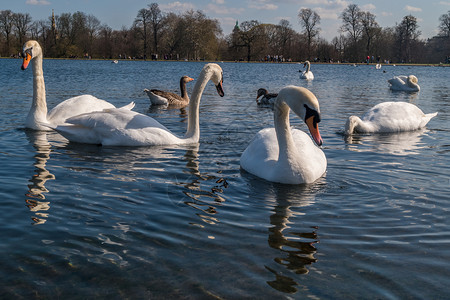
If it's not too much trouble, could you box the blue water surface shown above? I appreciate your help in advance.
[0,58,449,298]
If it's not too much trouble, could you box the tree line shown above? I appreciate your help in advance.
[1,3,449,63]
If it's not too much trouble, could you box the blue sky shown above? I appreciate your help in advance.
[2,0,449,41]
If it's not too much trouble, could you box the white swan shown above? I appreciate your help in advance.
[388,75,420,92]
[49,63,224,146]
[21,40,134,130]
[300,61,314,80]
[345,102,437,135]
[240,86,326,184]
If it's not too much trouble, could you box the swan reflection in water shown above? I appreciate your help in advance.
[166,144,229,227]
[245,175,324,294]
[25,130,57,225]
[344,128,428,155]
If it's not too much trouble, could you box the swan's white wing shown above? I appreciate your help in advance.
[54,109,180,146]
[47,94,116,126]
[240,128,326,184]
[388,75,419,91]
[388,76,406,87]
[240,128,278,178]
[300,71,314,80]
[361,102,436,132]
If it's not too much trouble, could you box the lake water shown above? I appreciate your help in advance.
[0,58,449,298]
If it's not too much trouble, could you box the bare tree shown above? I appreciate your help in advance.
[0,10,15,56]
[341,4,362,44]
[298,8,320,60]
[85,14,101,55]
[340,4,362,60]
[233,20,262,62]
[395,15,421,62]
[13,12,32,47]
[181,10,221,60]
[360,11,380,56]
[148,3,164,56]
[276,19,295,59]
[133,8,151,59]
[160,12,185,59]
[439,10,450,37]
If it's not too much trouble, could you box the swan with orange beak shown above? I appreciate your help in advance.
[20,40,134,130]
[240,86,326,184]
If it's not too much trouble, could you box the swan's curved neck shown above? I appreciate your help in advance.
[346,116,372,134]
[407,79,418,89]
[184,70,211,142]
[26,55,48,129]
[274,101,296,163]
[305,62,310,72]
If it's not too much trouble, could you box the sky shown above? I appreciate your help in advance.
[2,0,449,41]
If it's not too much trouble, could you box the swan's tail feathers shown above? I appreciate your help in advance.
[103,102,135,113]
[119,102,135,111]
[425,112,438,121]
[428,112,438,118]
[422,112,438,127]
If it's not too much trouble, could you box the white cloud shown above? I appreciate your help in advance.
[439,1,450,5]
[304,0,349,20]
[218,17,239,26]
[26,0,50,5]
[248,0,278,10]
[213,0,225,4]
[160,2,195,13]
[314,7,340,20]
[206,4,244,15]
[405,5,422,12]
[361,4,376,11]
[380,11,393,17]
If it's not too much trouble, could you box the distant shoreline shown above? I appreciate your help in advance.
[2,57,449,67]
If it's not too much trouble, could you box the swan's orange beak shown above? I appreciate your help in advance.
[306,115,323,146]
[187,77,194,82]
[21,52,32,70]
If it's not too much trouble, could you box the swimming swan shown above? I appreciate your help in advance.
[345,102,437,135]
[240,86,326,184]
[388,75,420,92]
[144,75,194,107]
[49,63,224,146]
[300,61,314,80]
[256,88,277,105]
[21,40,134,130]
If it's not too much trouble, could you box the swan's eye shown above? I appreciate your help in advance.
[23,47,33,58]
[304,104,321,128]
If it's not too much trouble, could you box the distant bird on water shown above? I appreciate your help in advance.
[300,60,314,80]
[256,88,277,105]
[144,75,194,107]
[388,75,420,92]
